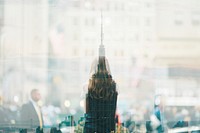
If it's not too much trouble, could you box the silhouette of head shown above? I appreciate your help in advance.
[31,89,41,102]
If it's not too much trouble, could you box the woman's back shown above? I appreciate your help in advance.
[84,92,117,133]
[84,56,118,133]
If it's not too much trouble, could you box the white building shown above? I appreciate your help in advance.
[0,0,200,108]
[154,0,200,106]
[0,0,49,103]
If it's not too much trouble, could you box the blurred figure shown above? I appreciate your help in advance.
[175,108,190,122]
[115,111,121,126]
[124,113,135,132]
[191,106,200,125]
[150,95,165,133]
[20,89,43,130]
[0,95,9,125]
[83,56,118,133]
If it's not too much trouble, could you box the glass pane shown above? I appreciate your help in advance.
[0,0,200,132]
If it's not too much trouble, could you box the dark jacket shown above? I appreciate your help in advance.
[0,106,9,124]
[20,101,43,128]
[154,107,164,132]
[84,93,118,133]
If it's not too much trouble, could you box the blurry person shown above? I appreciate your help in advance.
[115,110,121,126]
[83,55,118,133]
[0,95,9,124]
[124,113,135,132]
[20,89,43,130]
[150,95,165,133]
[190,106,200,125]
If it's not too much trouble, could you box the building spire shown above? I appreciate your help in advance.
[101,10,103,46]
[99,10,105,57]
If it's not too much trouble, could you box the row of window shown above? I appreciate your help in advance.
[69,48,125,57]
[70,35,152,42]
[174,19,200,26]
[67,16,154,27]
[64,12,199,27]
[70,16,200,27]
[65,0,155,11]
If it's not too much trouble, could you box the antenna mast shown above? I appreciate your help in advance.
[99,10,105,57]
[101,10,103,46]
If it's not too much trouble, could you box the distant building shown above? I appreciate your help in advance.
[0,0,49,102]
[0,0,200,107]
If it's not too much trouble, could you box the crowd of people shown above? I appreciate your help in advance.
[0,90,200,132]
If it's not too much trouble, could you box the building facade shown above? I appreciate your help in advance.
[0,0,200,109]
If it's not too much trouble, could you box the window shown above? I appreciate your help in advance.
[145,17,151,26]
[191,13,200,26]
[84,17,95,26]
[1,1,200,129]
[192,20,200,26]
[174,11,184,25]
[106,2,110,11]
[0,3,3,27]
[146,2,151,8]
[73,48,79,56]
[73,17,79,26]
